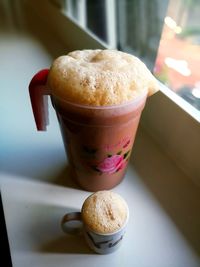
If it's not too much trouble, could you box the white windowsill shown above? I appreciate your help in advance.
[159,83,200,124]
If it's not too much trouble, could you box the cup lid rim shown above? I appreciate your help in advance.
[51,90,148,110]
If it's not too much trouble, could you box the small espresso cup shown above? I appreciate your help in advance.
[61,191,129,254]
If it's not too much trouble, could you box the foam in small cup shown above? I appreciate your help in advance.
[81,191,128,234]
[47,49,159,106]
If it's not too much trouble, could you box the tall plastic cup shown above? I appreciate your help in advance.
[29,69,147,191]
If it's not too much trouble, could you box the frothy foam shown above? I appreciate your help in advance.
[81,191,128,234]
[47,49,159,106]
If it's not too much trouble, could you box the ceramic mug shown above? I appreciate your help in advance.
[61,192,129,254]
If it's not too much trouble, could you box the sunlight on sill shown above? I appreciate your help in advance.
[159,82,200,123]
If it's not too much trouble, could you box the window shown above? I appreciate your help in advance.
[155,0,200,111]
[63,0,200,115]
[64,0,168,69]
[65,0,116,47]
[116,0,168,70]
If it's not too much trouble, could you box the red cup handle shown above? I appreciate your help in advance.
[29,69,50,131]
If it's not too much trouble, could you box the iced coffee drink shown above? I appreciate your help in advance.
[29,49,159,191]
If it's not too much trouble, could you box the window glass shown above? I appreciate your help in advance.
[65,0,168,69]
[86,0,108,43]
[65,0,200,112]
[116,0,168,70]
[154,0,200,111]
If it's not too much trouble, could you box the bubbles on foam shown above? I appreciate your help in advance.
[47,49,159,106]
[81,191,128,234]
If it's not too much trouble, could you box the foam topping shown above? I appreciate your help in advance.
[81,191,128,234]
[47,49,159,106]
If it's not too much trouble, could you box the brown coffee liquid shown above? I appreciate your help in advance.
[52,95,146,191]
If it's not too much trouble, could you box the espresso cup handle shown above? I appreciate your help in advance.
[29,69,50,131]
[61,212,83,234]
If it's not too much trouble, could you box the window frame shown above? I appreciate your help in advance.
[24,0,200,186]
[65,0,117,48]
[66,0,86,28]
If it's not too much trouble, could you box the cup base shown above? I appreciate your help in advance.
[73,168,127,192]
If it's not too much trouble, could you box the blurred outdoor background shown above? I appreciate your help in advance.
[154,0,200,111]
